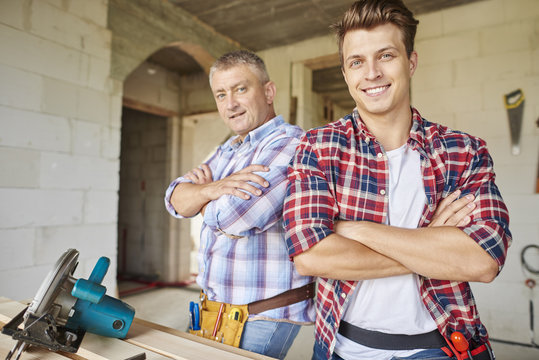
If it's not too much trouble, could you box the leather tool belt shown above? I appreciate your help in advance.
[190,282,315,347]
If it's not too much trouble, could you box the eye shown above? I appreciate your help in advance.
[237,86,246,93]
[381,53,394,60]
[215,93,225,100]
[349,59,362,68]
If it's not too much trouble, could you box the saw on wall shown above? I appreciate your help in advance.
[503,88,525,156]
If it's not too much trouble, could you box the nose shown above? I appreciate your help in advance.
[365,61,382,81]
[226,94,238,110]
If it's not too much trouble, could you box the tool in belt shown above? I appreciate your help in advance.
[188,282,315,347]
[338,321,495,360]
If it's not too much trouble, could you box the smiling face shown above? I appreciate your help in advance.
[342,23,417,124]
[210,64,276,140]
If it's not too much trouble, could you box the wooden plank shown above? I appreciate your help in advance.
[126,320,255,360]
[122,97,178,118]
[128,318,274,360]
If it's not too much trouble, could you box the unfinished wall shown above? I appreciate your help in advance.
[118,108,168,278]
[412,0,539,346]
[260,0,539,348]
[0,0,119,298]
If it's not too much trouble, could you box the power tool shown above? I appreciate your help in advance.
[1,248,135,360]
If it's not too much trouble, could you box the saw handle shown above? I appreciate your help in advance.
[71,257,109,303]
[88,257,110,284]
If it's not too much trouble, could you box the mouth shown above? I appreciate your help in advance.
[228,111,246,120]
[363,85,390,96]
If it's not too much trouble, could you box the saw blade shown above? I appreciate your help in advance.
[27,248,79,318]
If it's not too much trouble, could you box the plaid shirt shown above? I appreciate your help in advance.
[165,116,314,323]
[284,108,511,356]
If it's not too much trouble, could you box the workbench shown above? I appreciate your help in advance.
[0,298,274,360]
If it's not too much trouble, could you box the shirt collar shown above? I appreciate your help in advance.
[221,115,284,151]
[408,107,426,149]
[351,107,426,149]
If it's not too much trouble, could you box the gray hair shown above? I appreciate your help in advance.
[209,50,270,87]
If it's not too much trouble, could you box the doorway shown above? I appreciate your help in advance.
[117,107,169,281]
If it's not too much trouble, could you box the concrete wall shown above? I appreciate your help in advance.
[260,0,539,346]
[412,0,539,345]
[0,0,120,299]
[118,108,168,278]
[123,62,182,114]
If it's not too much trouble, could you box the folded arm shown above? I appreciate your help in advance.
[204,137,300,236]
[169,163,269,218]
[293,190,482,281]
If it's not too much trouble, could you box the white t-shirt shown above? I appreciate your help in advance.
[334,144,438,360]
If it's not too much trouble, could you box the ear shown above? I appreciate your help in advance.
[264,81,277,104]
[409,51,418,76]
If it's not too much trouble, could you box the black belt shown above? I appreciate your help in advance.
[338,320,448,350]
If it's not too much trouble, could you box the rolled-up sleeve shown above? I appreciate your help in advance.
[164,151,220,219]
[283,133,339,259]
[458,139,512,272]
[164,178,191,218]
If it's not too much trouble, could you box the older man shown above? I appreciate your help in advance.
[165,50,314,359]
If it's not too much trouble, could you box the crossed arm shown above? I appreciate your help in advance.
[169,163,269,218]
[293,190,499,283]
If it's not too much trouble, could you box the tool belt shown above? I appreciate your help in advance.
[338,321,495,360]
[190,282,315,347]
[338,321,447,350]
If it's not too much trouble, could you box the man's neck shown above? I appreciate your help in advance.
[359,107,412,151]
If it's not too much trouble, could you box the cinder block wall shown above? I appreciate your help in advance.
[0,0,121,298]
[412,0,539,344]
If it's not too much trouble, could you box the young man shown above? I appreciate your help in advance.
[165,50,314,359]
[283,1,511,359]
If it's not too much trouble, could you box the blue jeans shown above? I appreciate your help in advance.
[239,320,301,360]
[313,340,453,360]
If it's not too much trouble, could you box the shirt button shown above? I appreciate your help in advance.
[340,292,346,299]
[380,189,386,196]
[377,152,383,158]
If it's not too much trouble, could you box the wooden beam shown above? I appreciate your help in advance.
[129,318,273,360]
[303,53,341,71]
[122,97,178,118]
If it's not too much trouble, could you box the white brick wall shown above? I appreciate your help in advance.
[0,0,117,300]
[412,0,539,345]
[0,107,71,152]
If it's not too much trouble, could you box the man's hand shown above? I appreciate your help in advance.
[195,164,270,201]
[428,190,475,227]
[184,163,213,185]
[170,164,270,217]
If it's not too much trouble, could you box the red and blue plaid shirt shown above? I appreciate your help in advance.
[283,108,511,357]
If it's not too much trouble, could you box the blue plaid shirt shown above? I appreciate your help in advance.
[165,116,314,323]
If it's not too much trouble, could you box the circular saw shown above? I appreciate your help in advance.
[1,248,135,360]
